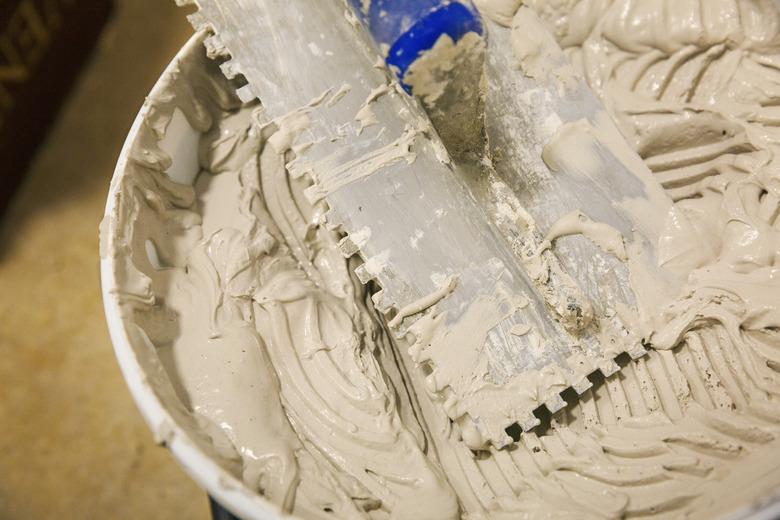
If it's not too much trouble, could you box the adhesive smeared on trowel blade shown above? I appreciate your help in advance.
[176,0,663,449]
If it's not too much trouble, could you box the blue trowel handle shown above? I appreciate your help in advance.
[350,0,483,89]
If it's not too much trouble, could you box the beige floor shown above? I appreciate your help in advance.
[0,2,211,518]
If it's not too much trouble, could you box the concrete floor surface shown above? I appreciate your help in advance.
[0,1,210,518]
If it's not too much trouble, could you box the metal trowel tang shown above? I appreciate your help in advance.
[177,0,647,448]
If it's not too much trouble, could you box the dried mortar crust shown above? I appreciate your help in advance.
[106,1,780,518]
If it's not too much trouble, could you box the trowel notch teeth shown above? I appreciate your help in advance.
[354,264,375,285]
[219,59,243,80]
[205,34,229,59]
[598,359,621,378]
[337,235,360,258]
[520,416,541,433]
[235,84,258,103]
[319,209,404,320]
[544,394,567,414]
[370,290,385,310]
[573,377,593,395]
[325,221,343,232]
[186,11,211,32]
[371,290,396,314]
[628,344,648,360]
[320,209,342,232]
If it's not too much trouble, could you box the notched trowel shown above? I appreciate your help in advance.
[177,0,675,449]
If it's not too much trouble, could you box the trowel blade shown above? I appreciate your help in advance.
[176,0,650,447]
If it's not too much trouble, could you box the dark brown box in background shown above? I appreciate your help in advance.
[1,0,112,214]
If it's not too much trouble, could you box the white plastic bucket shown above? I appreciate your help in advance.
[100,30,780,520]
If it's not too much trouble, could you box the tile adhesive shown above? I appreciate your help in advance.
[105,0,780,518]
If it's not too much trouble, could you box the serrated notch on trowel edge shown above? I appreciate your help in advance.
[174,0,653,449]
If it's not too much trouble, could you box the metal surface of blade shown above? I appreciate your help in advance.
[176,0,656,446]
[481,12,674,322]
